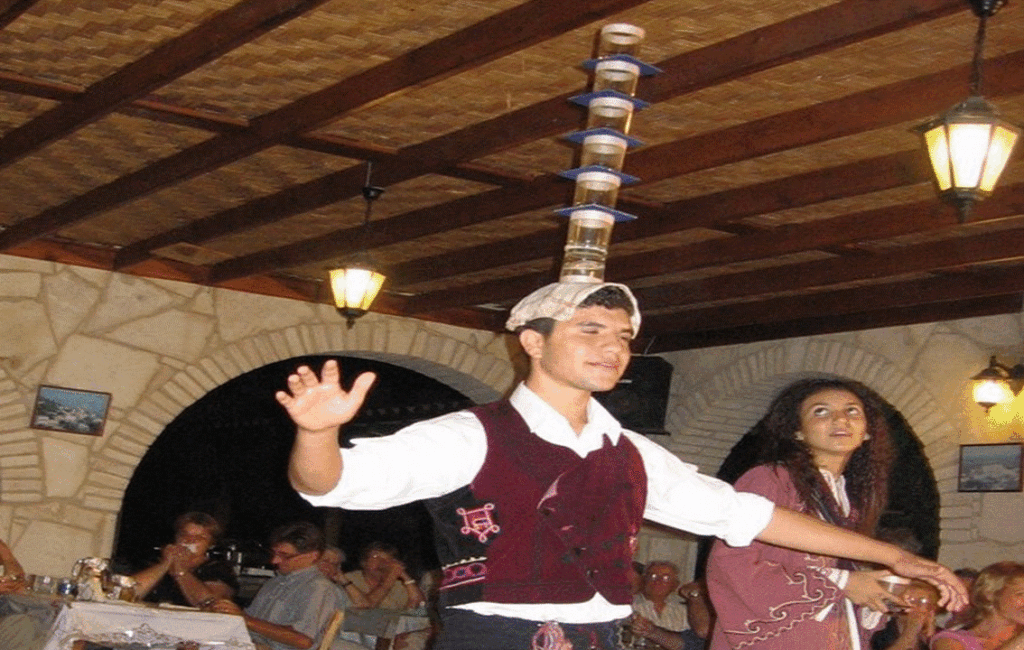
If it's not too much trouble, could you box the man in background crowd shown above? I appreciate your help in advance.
[212,521,360,650]
[629,561,705,650]
[132,511,237,607]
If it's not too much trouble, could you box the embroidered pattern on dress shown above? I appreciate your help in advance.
[724,556,841,649]
[457,503,500,542]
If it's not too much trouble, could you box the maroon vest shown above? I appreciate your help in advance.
[425,400,647,608]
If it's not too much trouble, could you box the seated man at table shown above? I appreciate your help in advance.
[212,521,362,650]
[132,511,238,607]
[628,561,704,650]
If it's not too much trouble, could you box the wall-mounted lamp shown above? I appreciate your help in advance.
[916,0,1020,223]
[328,163,386,327]
[972,355,1024,412]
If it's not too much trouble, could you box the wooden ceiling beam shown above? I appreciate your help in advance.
[626,49,1024,185]
[0,0,331,170]
[205,176,571,283]
[107,0,965,274]
[0,0,40,30]
[390,149,930,286]
[640,0,962,103]
[233,43,1024,290]
[641,266,1024,334]
[641,294,1023,352]
[633,215,1024,311]
[408,272,553,316]
[408,0,965,165]
[606,185,974,286]
[0,69,532,185]
[0,0,645,252]
[403,178,1024,312]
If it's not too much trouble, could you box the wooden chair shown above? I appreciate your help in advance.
[317,609,345,650]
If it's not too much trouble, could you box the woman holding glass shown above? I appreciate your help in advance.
[707,377,903,650]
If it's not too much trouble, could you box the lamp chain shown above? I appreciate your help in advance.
[969,12,987,96]
[359,161,385,253]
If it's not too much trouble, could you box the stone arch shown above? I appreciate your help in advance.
[0,366,33,534]
[664,339,973,563]
[342,351,502,405]
[83,318,516,554]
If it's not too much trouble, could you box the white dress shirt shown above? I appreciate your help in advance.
[302,384,774,623]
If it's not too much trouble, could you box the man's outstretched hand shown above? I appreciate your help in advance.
[890,552,969,612]
[276,359,376,435]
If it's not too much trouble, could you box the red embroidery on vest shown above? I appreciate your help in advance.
[457,503,500,542]
[440,561,488,589]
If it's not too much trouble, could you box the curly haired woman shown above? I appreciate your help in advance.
[707,377,903,650]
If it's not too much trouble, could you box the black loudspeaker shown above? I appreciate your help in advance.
[595,355,673,434]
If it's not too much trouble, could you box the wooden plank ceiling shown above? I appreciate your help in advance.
[1,0,1023,352]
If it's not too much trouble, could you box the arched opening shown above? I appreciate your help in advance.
[115,354,475,586]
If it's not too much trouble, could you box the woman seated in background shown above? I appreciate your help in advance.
[0,538,25,593]
[342,542,424,610]
[931,562,1024,650]
[707,377,903,650]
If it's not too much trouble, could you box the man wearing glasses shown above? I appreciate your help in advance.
[627,561,703,650]
[211,521,357,650]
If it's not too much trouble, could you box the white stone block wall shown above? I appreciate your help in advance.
[0,254,512,576]
[642,319,1024,577]
[2,253,1022,581]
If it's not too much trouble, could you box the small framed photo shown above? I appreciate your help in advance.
[958,443,1024,492]
[30,385,111,436]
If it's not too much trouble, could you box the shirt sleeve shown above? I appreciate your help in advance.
[300,410,488,510]
[624,432,774,547]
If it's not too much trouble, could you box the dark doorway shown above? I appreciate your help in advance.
[115,355,475,579]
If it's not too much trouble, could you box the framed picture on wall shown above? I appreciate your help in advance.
[29,385,111,436]
[958,443,1024,492]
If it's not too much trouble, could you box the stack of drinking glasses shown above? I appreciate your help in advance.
[557,23,660,282]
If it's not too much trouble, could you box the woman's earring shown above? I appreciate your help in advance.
[863,433,871,440]
[795,431,804,441]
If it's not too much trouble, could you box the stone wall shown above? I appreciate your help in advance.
[2,253,1022,580]
[654,318,1024,576]
[0,254,515,576]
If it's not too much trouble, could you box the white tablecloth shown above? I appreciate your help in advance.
[41,599,255,650]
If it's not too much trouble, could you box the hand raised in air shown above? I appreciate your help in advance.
[275,360,376,435]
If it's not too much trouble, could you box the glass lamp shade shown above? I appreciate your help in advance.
[973,375,1013,410]
[917,96,1021,216]
[971,359,1015,411]
[329,265,386,322]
